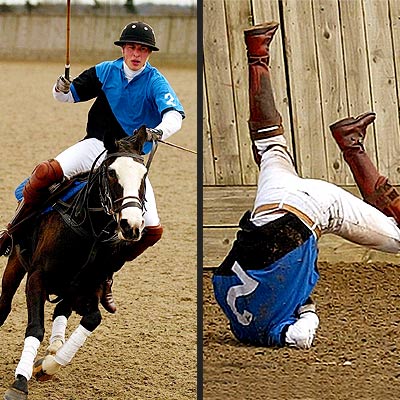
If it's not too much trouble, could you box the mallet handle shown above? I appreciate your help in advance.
[65,0,71,81]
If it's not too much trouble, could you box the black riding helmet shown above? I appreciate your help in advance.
[114,21,159,51]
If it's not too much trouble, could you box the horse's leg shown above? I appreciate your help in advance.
[33,301,101,381]
[4,270,46,400]
[46,300,72,355]
[0,252,26,326]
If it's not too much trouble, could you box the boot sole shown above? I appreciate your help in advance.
[244,21,279,36]
[329,111,376,131]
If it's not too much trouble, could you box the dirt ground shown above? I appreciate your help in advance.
[203,252,400,400]
[0,61,197,400]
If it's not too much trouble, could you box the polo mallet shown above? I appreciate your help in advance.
[158,139,197,154]
[65,0,71,81]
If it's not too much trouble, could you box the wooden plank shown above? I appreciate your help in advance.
[168,17,190,54]
[389,0,400,182]
[203,69,216,185]
[225,0,259,185]
[0,16,18,53]
[338,0,378,183]
[363,0,400,181]
[312,0,347,184]
[282,0,327,180]
[203,227,238,268]
[251,0,294,155]
[203,185,257,226]
[203,0,243,184]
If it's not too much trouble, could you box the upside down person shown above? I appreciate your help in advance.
[0,21,185,313]
[212,21,400,349]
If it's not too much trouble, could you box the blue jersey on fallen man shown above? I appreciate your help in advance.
[212,211,319,347]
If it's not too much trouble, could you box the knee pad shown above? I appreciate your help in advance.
[144,224,163,246]
[122,224,163,262]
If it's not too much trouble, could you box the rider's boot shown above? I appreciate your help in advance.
[100,279,117,314]
[244,21,283,166]
[100,225,163,314]
[330,112,400,223]
[0,159,64,256]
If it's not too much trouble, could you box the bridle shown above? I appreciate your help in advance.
[99,152,146,219]
[98,139,158,222]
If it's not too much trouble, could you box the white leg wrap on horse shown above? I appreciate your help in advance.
[50,315,68,344]
[15,336,40,380]
[54,324,91,366]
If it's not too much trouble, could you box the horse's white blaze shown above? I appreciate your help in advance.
[110,157,146,238]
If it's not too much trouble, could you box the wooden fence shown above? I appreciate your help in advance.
[203,0,400,267]
[0,14,196,66]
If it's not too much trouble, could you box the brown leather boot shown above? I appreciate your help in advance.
[330,112,400,223]
[244,21,283,144]
[0,159,64,256]
[100,225,163,314]
[100,279,117,314]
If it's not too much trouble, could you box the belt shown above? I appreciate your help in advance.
[253,203,321,238]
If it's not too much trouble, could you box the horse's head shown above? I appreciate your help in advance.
[100,126,152,241]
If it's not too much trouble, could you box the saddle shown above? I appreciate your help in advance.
[14,177,87,215]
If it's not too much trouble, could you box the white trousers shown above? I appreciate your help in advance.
[251,136,400,253]
[55,138,160,227]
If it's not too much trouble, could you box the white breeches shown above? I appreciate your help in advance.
[55,138,160,227]
[251,136,400,253]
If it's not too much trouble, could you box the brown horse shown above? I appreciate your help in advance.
[0,126,155,400]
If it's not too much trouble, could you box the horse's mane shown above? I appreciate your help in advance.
[115,135,142,155]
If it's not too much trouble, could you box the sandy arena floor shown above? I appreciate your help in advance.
[0,61,197,400]
[203,255,400,400]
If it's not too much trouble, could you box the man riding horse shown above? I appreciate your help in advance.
[0,21,185,313]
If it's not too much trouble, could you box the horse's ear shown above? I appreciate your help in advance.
[134,125,149,151]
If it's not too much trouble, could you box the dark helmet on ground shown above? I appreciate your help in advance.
[114,21,159,51]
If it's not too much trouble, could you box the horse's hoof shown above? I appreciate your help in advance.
[4,375,28,400]
[46,339,63,355]
[32,358,54,382]
[4,387,27,400]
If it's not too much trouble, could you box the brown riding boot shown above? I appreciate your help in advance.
[244,22,283,166]
[0,159,64,256]
[100,225,163,314]
[330,112,400,223]
[100,279,117,314]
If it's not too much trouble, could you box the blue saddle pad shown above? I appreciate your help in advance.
[15,179,87,214]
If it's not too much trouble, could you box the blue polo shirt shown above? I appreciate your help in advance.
[212,211,319,347]
[70,58,185,154]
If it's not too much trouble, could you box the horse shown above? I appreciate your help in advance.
[0,126,155,400]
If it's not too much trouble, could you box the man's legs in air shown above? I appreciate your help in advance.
[244,22,318,349]
[330,113,400,223]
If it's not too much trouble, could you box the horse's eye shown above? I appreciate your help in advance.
[108,169,117,179]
